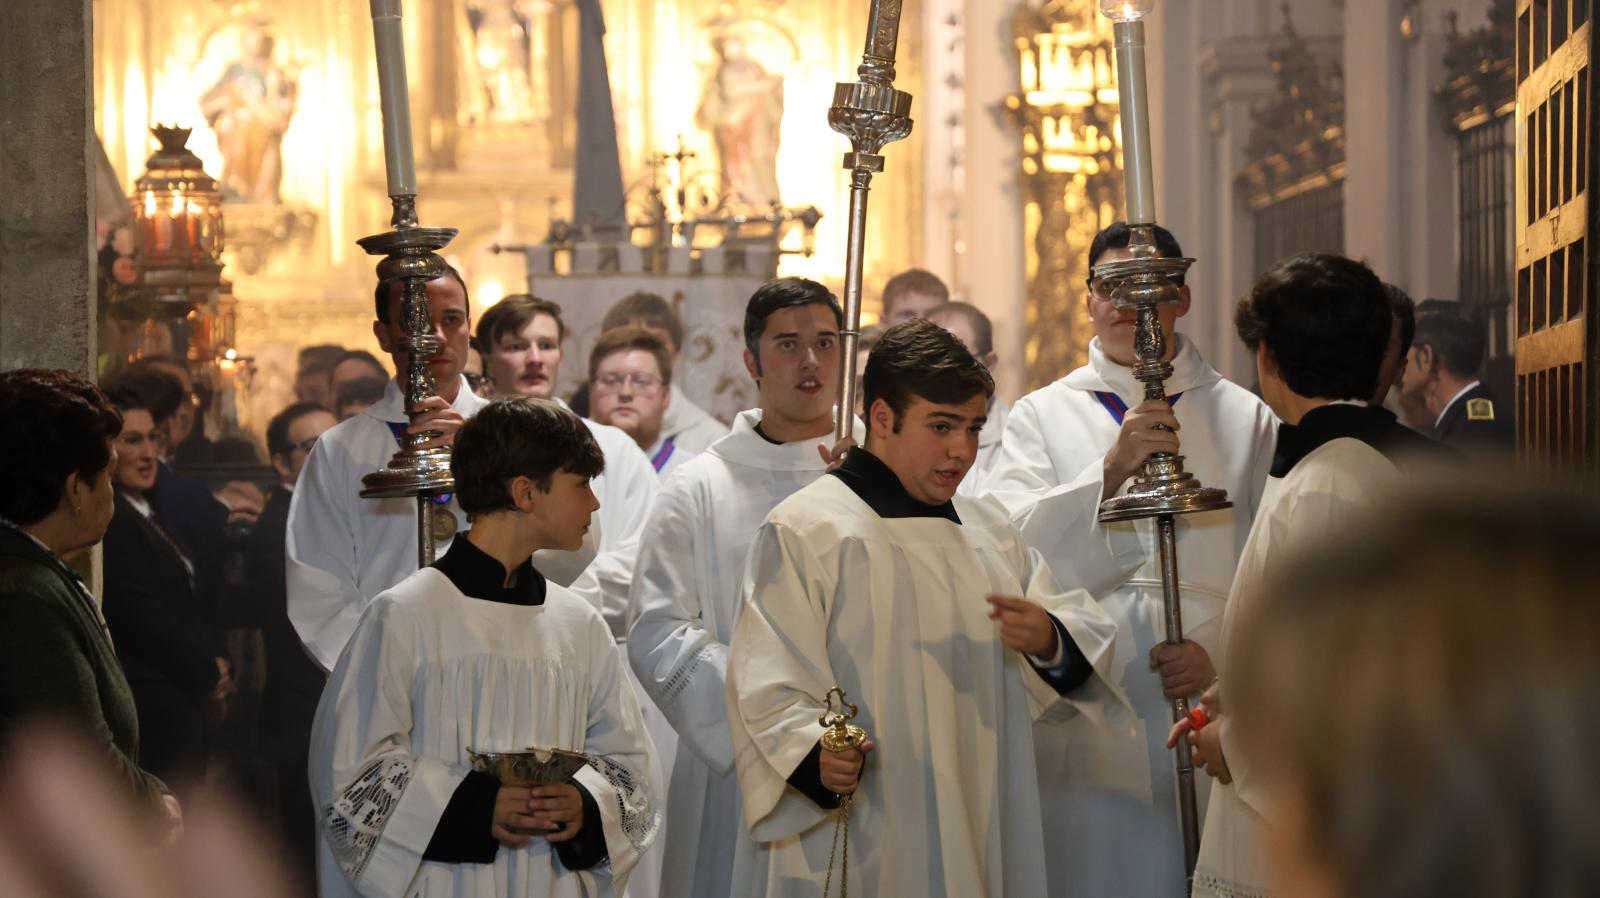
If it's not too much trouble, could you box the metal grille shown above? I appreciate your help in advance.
[1514,0,1596,470]
[1252,182,1345,274]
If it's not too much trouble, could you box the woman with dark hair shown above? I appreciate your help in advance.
[0,369,179,826]
[99,384,230,788]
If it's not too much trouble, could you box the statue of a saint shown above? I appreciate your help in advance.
[199,27,297,204]
[458,0,549,126]
[696,32,784,208]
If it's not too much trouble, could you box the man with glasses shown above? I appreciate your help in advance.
[588,327,691,477]
[984,223,1279,898]
[249,400,338,887]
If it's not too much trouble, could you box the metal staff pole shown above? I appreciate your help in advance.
[1092,3,1230,891]
[827,0,913,441]
[358,0,460,567]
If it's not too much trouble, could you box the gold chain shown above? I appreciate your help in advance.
[823,794,851,898]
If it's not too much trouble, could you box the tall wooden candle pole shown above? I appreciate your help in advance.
[358,0,459,566]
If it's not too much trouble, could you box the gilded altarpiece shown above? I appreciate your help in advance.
[1008,0,1124,391]
[93,0,921,435]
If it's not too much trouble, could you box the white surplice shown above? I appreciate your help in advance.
[308,569,661,898]
[286,379,659,670]
[983,336,1278,897]
[1193,435,1396,898]
[957,396,1011,498]
[628,410,842,898]
[660,385,729,455]
[725,472,1129,898]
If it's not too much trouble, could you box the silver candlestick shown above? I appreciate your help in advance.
[358,0,459,567]
[1092,2,1229,891]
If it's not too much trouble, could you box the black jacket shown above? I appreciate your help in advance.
[246,485,326,758]
[1436,382,1514,453]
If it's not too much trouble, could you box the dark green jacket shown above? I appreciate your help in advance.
[0,522,168,807]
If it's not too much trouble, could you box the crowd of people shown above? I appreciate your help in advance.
[0,222,1589,898]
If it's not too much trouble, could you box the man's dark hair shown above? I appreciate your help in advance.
[333,349,388,380]
[881,269,950,315]
[863,318,995,431]
[601,291,684,356]
[1234,253,1392,402]
[452,398,605,517]
[335,378,388,416]
[0,369,123,526]
[742,277,844,367]
[1411,306,1486,379]
[372,264,472,325]
[297,344,345,376]
[1088,222,1187,287]
[266,401,331,457]
[475,294,566,350]
[102,369,184,426]
[1384,282,1417,356]
[926,301,995,356]
[588,326,673,387]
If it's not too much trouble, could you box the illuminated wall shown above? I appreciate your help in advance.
[93,0,924,429]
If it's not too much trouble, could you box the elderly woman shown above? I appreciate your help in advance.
[0,369,177,825]
[99,383,230,788]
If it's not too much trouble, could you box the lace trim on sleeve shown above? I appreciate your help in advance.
[585,753,661,854]
[660,643,717,704]
[1193,871,1271,898]
[322,757,414,883]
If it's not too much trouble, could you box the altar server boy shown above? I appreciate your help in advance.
[309,398,660,898]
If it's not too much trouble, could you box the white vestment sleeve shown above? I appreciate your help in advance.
[573,437,660,637]
[1219,484,1360,820]
[287,437,366,672]
[572,615,663,890]
[627,481,735,775]
[310,597,464,898]
[1015,544,1132,727]
[985,397,1146,597]
[726,522,833,843]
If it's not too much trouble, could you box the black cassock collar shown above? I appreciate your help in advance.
[431,533,547,606]
[1270,402,1439,478]
[830,447,962,525]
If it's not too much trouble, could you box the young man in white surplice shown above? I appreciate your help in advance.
[627,278,855,898]
[725,319,1128,898]
[309,398,660,898]
[983,223,1278,898]
[1170,254,1405,898]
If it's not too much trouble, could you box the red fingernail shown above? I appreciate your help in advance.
[1188,707,1209,729]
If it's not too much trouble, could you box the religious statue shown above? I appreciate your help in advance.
[199,26,297,204]
[696,31,784,208]
[458,0,550,126]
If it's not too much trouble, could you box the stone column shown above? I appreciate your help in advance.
[963,0,1027,401]
[0,0,96,375]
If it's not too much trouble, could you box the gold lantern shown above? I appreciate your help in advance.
[130,125,225,309]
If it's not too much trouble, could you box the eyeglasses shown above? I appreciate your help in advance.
[593,373,664,392]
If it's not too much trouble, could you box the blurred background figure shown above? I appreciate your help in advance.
[588,326,688,476]
[293,344,344,409]
[598,291,728,450]
[246,400,337,891]
[327,349,388,399]
[0,370,178,824]
[99,384,232,791]
[332,375,386,421]
[1231,483,1600,898]
[1398,306,1513,454]
[879,268,949,324]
